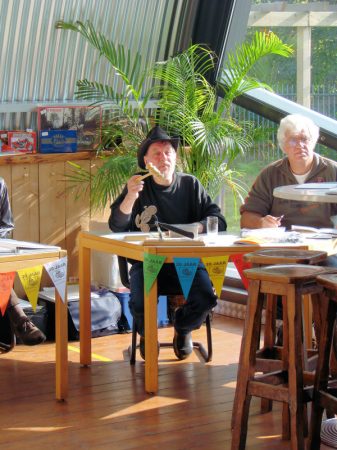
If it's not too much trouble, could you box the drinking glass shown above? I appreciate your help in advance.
[207,216,218,242]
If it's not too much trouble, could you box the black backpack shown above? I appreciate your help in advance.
[0,312,15,353]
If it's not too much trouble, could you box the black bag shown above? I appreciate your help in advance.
[0,312,15,353]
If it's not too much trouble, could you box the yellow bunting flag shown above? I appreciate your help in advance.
[202,256,229,298]
[0,272,16,316]
[17,265,43,312]
[143,253,166,294]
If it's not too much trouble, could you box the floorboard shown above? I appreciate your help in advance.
[0,315,334,449]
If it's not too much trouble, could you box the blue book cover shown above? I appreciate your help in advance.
[39,130,77,153]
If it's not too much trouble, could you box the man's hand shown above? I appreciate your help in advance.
[126,175,144,199]
[119,176,144,214]
[241,211,283,229]
[260,215,283,228]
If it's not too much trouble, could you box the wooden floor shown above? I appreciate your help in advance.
[0,314,334,450]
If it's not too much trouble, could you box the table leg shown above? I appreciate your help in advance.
[55,288,68,401]
[144,280,158,394]
[79,244,92,366]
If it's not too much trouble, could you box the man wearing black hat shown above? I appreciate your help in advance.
[109,126,226,360]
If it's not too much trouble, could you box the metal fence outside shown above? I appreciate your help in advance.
[233,83,337,162]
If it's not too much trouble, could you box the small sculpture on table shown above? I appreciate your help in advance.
[135,206,194,240]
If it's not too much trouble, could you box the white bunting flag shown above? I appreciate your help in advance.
[44,257,68,303]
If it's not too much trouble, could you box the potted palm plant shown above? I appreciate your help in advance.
[55,20,293,209]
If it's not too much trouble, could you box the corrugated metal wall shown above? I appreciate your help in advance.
[0,0,186,129]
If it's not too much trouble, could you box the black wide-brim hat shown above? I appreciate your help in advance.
[137,126,180,169]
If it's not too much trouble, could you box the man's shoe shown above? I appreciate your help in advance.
[12,317,46,346]
[139,336,160,360]
[173,331,193,360]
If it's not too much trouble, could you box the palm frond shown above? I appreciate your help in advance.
[56,21,146,93]
[218,31,293,113]
[90,154,138,210]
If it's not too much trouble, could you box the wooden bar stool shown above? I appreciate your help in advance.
[308,273,337,449]
[243,249,327,416]
[244,249,327,350]
[231,264,328,450]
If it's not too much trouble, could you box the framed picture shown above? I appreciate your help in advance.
[37,106,101,151]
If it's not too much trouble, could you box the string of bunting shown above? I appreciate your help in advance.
[0,256,67,316]
[143,253,230,300]
[0,253,249,315]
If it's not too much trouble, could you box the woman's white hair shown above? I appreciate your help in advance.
[277,114,319,152]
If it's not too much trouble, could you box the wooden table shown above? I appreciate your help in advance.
[0,249,68,401]
[78,231,312,394]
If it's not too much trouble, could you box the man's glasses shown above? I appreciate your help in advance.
[286,136,311,147]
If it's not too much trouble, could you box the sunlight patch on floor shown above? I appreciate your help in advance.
[222,380,236,388]
[68,344,112,362]
[6,427,72,432]
[102,396,187,420]
[258,434,282,440]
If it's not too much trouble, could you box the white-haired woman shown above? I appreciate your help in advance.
[240,114,337,230]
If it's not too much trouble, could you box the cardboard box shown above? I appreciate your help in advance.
[39,130,77,153]
[7,131,37,153]
[0,130,36,153]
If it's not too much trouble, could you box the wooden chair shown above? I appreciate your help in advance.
[117,256,213,364]
[308,273,337,449]
[231,264,328,450]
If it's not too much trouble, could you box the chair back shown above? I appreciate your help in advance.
[117,256,131,289]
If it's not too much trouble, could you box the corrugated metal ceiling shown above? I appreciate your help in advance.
[0,0,185,129]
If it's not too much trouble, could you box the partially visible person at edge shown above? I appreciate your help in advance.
[109,125,226,360]
[241,113,337,234]
[0,178,46,353]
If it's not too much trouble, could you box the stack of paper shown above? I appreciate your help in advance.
[291,225,337,238]
[0,239,61,253]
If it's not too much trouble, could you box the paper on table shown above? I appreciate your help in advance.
[325,188,337,195]
[0,239,61,252]
[0,246,15,254]
[291,225,337,236]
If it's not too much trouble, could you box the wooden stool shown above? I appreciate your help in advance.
[244,249,327,350]
[231,264,328,450]
[243,249,328,416]
[308,273,337,449]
